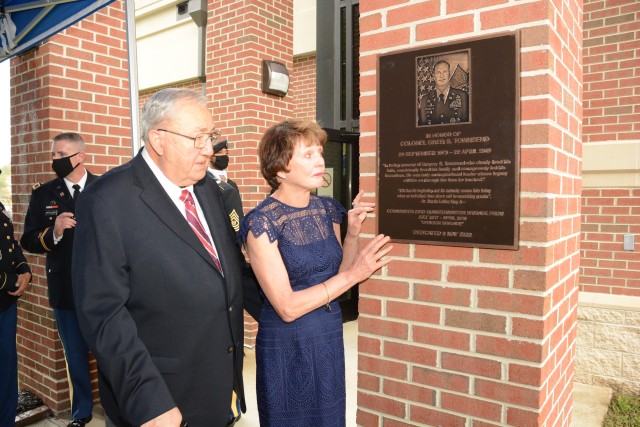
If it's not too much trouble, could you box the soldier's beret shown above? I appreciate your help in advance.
[213,140,228,153]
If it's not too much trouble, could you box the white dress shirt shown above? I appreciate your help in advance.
[141,148,219,258]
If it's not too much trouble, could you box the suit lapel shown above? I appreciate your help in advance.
[194,178,229,275]
[132,154,222,274]
[86,171,97,186]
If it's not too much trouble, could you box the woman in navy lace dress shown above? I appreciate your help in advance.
[239,119,391,426]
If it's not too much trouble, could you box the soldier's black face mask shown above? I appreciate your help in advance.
[52,152,80,179]
[213,155,229,170]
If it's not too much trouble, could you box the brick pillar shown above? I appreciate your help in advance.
[11,3,130,413]
[358,1,582,425]
[291,54,317,120]
[206,0,295,345]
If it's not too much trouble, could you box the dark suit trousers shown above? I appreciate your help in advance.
[54,308,93,419]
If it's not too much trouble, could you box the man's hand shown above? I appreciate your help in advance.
[141,407,183,427]
[53,212,77,239]
[8,272,31,297]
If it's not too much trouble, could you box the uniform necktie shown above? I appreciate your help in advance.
[439,93,445,105]
[72,184,81,200]
[179,189,222,273]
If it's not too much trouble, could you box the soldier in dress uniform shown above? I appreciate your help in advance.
[20,133,97,427]
[0,186,32,427]
[208,139,244,237]
[208,139,245,425]
[418,60,469,125]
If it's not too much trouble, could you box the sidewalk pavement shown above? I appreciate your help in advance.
[572,382,612,427]
[20,377,614,427]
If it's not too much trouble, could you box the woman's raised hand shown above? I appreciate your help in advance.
[347,234,392,284]
[346,190,375,238]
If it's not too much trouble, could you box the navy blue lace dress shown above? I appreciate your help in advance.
[239,195,347,427]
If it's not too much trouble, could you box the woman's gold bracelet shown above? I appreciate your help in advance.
[321,282,331,311]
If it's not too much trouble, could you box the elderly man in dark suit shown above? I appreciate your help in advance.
[72,88,261,427]
[21,132,97,427]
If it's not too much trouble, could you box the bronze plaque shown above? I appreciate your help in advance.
[377,33,520,249]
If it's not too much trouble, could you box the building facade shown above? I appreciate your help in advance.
[7,0,639,424]
[576,0,640,395]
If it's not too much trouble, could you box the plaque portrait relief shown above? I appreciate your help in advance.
[417,51,470,127]
[377,33,520,249]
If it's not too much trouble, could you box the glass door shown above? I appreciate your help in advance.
[320,128,360,322]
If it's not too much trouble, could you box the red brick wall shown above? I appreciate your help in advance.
[11,3,130,413]
[358,1,581,425]
[580,0,640,297]
[580,189,640,295]
[583,0,638,143]
[292,54,317,121]
[207,0,294,206]
[206,0,295,345]
[139,79,204,109]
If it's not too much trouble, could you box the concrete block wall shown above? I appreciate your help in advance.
[10,3,129,413]
[576,293,640,394]
[357,1,581,425]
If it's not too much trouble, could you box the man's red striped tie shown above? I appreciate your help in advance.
[180,189,222,273]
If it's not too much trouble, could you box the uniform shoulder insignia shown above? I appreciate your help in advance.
[32,182,42,190]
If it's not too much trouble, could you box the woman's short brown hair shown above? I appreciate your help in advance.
[259,119,327,190]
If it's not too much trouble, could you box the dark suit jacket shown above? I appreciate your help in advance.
[20,173,97,309]
[72,153,261,427]
[0,203,31,313]
[210,173,244,235]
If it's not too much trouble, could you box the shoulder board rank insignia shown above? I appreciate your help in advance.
[229,210,240,232]
[32,182,41,190]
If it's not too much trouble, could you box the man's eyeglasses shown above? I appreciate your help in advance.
[157,128,221,149]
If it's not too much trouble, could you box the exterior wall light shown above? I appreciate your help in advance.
[262,60,289,97]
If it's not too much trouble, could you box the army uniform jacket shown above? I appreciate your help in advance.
[419,87,469,125]
[211,174,244,236]
[20,173,96,309]
[0,202,31,313]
